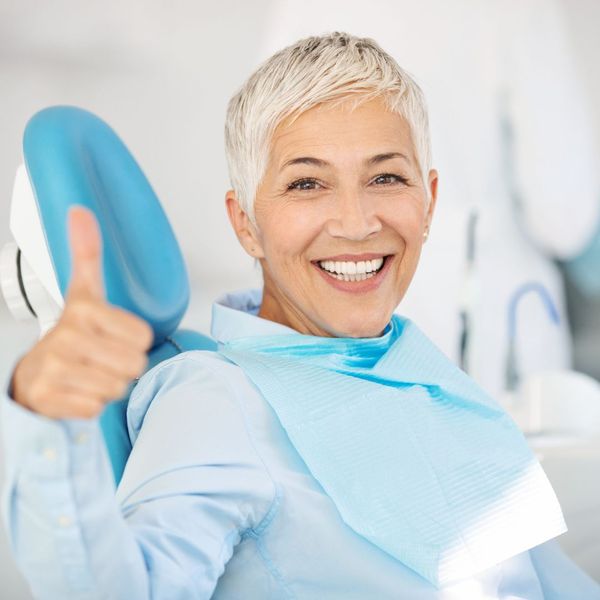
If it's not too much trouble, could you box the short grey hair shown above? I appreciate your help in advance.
[224,31,432,225]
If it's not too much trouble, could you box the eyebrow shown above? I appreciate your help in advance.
[280,152,410,171]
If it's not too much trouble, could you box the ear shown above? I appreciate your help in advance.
[225,190,265,258]
[423,169,439,239]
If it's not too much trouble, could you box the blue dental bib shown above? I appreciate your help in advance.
[219,315,566,588]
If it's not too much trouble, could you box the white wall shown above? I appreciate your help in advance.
[1,1,599,597]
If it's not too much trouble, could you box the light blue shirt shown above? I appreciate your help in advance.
[2,288,600,599]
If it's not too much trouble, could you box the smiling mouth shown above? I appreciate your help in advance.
[314,255,391,282]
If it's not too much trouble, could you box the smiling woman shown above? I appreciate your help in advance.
[225,95,437,338]
[3,31,600,600]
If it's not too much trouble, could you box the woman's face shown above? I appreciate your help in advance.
[226,95,438,338]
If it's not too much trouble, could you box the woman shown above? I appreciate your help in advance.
[2,32,599,599]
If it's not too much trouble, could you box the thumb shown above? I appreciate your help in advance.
[66,205,105,300]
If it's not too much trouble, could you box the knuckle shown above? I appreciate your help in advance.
[64,297,83,316]
[61,321,80,338]
[70,395,101,419]
[127,353,148,378]
[26,380,44,409]
[130,319,153,347]
[121,312,152,346]
[67,298,95,322]
[40,353,62,377]
[84,401,103,418]
[52,324,77,347]
[139,322,154,348]
[74,402,95,419]
[111,378,128,399]
[41,391,65,419]
[40,400,59,419]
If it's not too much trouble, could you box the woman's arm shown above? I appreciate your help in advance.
[1,355,277,599]
[529,539,600,600]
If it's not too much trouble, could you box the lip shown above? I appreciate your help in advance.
[314,252,388,262]
[312,254,394,294]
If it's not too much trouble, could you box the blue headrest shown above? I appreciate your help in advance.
[24,105,189,346]
[22,105,218,485]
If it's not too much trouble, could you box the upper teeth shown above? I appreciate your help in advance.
[318,257,384,275]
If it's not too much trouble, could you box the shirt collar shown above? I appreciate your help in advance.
[210,287,298,344]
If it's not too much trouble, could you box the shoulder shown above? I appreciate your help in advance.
[117,351,279,529]
[126,349,249,446]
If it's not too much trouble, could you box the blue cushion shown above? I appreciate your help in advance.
[23,106,217,484]
[100,329,217,485]
[24,105,189,344]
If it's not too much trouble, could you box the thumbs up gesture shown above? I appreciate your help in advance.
[10,206,154,419]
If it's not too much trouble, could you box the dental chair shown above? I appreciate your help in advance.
[0,106,217,485]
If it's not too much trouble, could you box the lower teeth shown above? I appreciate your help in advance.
[324,269,379,281]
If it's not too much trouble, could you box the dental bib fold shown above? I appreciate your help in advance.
[218,315,566,588]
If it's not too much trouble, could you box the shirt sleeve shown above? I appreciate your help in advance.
[1,353,277,599]
[529,539,600,599]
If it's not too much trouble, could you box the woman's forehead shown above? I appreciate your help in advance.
[270,104,417,172]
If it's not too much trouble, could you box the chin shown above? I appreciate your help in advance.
[328,312,391,339]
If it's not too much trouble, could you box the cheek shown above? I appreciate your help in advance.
[386,204,426,246]
[263,204,323,265]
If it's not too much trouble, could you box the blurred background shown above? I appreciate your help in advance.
[1,0,599,596]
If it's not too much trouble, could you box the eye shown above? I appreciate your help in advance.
[372,173,410,186]
[286,173,410,192]
[287,177,322,192]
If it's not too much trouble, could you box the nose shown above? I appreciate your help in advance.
[326,188,382,241]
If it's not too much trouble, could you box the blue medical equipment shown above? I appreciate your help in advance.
[504,282,561,391]
[0,106,217,485]
[458,209,478,373]
[563,218,600,298]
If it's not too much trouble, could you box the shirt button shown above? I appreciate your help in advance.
[58,515,72,527]
[42,447,57,460]
[75,432,89,445]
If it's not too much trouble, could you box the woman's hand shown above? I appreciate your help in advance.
[10,206,154,419]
